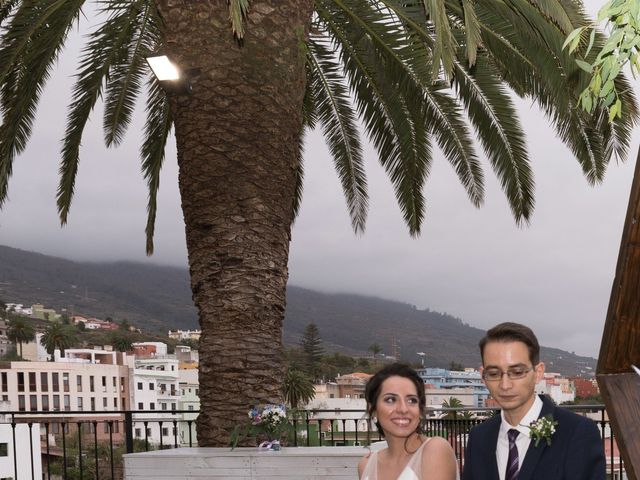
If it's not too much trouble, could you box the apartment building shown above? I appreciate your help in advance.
[178,367,199,446]
[0,348,131,443]
[417,368,490,408]
[535,372,576,404]
[131,356,181,445]
[168,329,201,342]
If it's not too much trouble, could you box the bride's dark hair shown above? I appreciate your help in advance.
[365,363,427,438]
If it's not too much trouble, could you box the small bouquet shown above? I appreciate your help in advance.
[230,404,290,450]
[526,415,558,447]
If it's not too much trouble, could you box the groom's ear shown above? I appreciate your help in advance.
[534,362,545,382]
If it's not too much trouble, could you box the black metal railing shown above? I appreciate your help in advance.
[1,405,624,480]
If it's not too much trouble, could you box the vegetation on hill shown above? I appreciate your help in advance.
[0,245,597,375]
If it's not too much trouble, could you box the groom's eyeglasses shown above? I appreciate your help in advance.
[482,366,534,381]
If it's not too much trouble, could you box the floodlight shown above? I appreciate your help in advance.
[146,55,180,81]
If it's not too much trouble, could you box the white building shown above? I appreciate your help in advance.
[21,332,50,362]
[535,373,575,404]
[178,368,199,446]
[0,403,42,480]
[168,330,201,342]
[131,356,181,445]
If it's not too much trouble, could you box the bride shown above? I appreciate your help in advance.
[358,363,458,480]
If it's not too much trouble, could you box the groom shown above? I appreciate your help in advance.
[462,322,605,480]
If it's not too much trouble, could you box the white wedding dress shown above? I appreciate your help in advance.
[360,439,428,480]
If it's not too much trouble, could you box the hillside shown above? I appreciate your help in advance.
[0,245,596,375]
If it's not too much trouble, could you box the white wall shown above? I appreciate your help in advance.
[0,422,42,480]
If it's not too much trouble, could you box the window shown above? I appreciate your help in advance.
[40,372,48,392]
[17,372,24,392]
[29,395,37,411]
[112,377,117,392]
[53,395,60,411]
[150,402,155,410]
[137,382,143,390]
[171,403,176,411]
[103,397,107,408]
[149,382,154,390]
[104,421,110,434]
[146,428,152,436]
[77,397,83,411]
[195,389,199,396]
[42,395,49,411]
[90,397,95,410]
[162,427,169,436]
[28,372,36,391]
[52,373,59,392]
[18,395,25,411]
[113,397,118,408]
[0,395,6,402]
[63,373,70,392]
[120,377,125,392]
[0,443,7,456]
[171,365,175,371]
[1,372,7,392]
[138,402,143,410]
[90,376,95,392]
[76,375,82,392]
[135,428,142,438]
[102,376,107,392]
[188,405,194,411]
[64,395,70,411]
[159,383,166,392]
[170,384,176,396]
[161,403,167,411]
[122,397,126,409]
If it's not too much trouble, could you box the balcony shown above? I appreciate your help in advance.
[0,405,627,480]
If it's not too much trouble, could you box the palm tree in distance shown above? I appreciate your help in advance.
[0,1,636,446]
[7,316,35,358]
[40,322,78,358]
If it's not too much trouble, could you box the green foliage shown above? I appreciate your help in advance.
[7,316,35,357]
[40,321,78,356]
[109,331,133,352]
[564,0,640,121]
[282,368,315,408]
[300,323,324,379]
[369,343,382,357]
[449,361,464,371]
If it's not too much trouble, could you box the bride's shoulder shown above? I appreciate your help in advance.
[419,437,457,478]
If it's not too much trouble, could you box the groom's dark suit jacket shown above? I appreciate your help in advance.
[461,395,605,480]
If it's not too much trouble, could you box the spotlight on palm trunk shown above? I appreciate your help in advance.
[146,54,196,94]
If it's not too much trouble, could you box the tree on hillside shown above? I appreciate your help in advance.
[369,343,382,359]
[449,361,464,371]
[7,316,35,358]
[40,322,78,358]
[282,368,316,409]
[0,1,636,446]
[110,332,133,352]
[300,323,324,380]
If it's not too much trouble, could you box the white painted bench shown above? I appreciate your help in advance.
[124,446,370,479]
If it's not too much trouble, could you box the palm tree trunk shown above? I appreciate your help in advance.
[155,0,314,446]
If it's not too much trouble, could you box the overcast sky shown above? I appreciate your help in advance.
[1,2,638,358]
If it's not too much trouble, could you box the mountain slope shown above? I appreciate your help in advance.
[0,245,596,374]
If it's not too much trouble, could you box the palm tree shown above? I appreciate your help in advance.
[441,396,473,420]
[0,1,636,446]
[7,316,35,358]
[282,368,316,409]
[40,322,78,358]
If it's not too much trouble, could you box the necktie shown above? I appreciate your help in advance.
[506,429,520,480]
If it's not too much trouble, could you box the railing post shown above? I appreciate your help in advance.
[125,411,134,454]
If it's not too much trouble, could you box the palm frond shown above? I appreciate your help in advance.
[0,0,20,26]
[422,0,457,80]
[461,0,482,67]
[291,127,306,223]
[307,35,368,232]
[103,1,157,148]
[58,0,156,224]
[0,0,86,208]
[141,78,173,255]
[228,0,250,40]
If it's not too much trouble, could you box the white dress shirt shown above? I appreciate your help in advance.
[496,395,543,480]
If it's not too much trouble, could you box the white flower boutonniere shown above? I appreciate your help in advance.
[525,415,558,447]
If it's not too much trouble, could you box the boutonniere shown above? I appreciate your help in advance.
[524,415,558,447]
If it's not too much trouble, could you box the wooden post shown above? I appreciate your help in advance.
[597,146,640,480]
